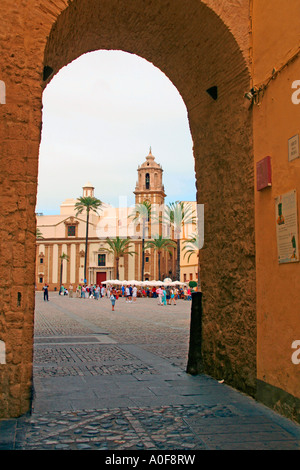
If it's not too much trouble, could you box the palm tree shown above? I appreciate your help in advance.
[163,201,196,280]
[75,196,102,283]
[59,252,69,289]
[102,237,136,279]
[182,232,201,290]
[129,201,152,281]
[144,234,176,280]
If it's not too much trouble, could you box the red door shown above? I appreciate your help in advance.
[96,272,106,286]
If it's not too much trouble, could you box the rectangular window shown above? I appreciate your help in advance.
[39,277,43,283]
[39,258,44,264]
[98,254,106,266]
[145,256,149,263]
[184,273,187,282]
[68,225,76,237]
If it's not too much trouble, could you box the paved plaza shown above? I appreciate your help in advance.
[0,292,299,452]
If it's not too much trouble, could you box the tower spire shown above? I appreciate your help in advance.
[134,148,166,205]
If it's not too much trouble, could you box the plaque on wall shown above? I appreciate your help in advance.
[288,134,299,162]
[275,190,299,264]
[256,156,272,191]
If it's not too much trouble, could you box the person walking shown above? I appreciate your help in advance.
[69,284,73,298]
[132,285,137,302]
[81,285,86,298]
[187,287,192,300]
[110,289,116,311]
[162,287,167,306]
[101,285,106,298]
[95,285,100,300]
[85,286,89,299]
[170,288,176,305]
[166,286,171,305]
[129,285,133,302]
[156,287,163,305]
[43,284,49,301]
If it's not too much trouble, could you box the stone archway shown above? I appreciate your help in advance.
[0,0,255,418]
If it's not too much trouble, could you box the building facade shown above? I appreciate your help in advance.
[36,150,198,290]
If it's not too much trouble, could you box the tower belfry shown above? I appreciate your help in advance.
[82,182,95,198]
[134,148,166,205]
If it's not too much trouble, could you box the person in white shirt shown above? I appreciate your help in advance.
[125,286,130,302]
[156,287,163,305]
[132,285,137,302]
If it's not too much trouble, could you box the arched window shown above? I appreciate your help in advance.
[145,173,150,190]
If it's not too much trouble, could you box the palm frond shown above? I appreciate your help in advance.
[36,228,44,239]
[102,237,137,257]
[129,201,152,222]
[182,232,201,261]
[163,201,196,233]
[59,252,69,261]
[75,196,103,216]
[144,234,176,251]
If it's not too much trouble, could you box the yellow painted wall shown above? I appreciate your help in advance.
[253,0,300,398]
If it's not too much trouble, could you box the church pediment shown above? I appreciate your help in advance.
[64,216,79,226]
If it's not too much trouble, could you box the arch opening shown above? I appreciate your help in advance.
[0,0,256,419]
[36,48,197,384]
[41,0,255,396]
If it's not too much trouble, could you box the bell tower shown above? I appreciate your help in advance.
[134,148,166,205]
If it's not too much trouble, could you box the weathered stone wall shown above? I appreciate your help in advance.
[191,77,256,395]
[0,0,254,418]
[184,9,255,394]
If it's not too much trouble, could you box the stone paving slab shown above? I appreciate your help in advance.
[0,292,299,452]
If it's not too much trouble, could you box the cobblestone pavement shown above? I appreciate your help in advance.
[1,292,299,453]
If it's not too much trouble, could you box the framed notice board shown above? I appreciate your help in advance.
[275,190,299,264]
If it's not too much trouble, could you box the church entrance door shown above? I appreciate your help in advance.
[96,272,107,286]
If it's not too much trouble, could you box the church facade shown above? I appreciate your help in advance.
[36,150,198,290]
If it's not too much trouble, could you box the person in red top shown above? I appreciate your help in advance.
[187,288,192,300]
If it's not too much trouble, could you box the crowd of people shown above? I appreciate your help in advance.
[56,283,194,309]
[42,283,195,311]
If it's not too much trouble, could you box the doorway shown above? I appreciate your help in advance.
[97,272,107,286]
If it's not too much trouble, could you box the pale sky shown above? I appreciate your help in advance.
[36,50,196,215]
